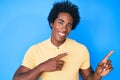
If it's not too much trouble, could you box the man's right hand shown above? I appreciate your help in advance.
[40,53,67,72]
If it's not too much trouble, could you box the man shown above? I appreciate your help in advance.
[13,1,113,80]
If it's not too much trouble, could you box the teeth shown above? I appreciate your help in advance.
[58,32,65,36]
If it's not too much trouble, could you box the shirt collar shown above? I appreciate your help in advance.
[48,38,69,50]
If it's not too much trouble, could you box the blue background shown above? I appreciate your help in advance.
[0,0,120,80]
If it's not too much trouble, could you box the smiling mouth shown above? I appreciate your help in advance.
[58,32,66,36]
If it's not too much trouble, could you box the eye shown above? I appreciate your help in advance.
[67,24,72,29]
[58,21,63,25]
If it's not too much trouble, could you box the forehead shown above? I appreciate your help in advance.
[57,12,73,21]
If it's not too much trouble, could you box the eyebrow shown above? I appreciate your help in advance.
[58,19,64,22]
[58,19,73,26]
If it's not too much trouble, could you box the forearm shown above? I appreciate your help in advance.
[13,64,44,80]
[87,72,102,80]
[13,53,66,80]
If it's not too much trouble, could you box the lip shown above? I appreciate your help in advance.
[58,32,66,37]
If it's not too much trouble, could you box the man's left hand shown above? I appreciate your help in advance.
[95,50,114,77]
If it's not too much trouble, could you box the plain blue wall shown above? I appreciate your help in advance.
[0,0,120,80]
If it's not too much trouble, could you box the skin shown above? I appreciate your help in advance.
[13,12,113,80]
[80,50,114,80]
[50,12,73,47]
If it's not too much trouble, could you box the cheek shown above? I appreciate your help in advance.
[67,30,71,34]
[53,25,59,31]
[52,26,59,34]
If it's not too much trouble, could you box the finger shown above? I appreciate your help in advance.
[57,60,64,65]
[103,64,113,72]
[56,67,62,70]
[57,63,64,68]
[102,60,112,71]
[102,50,114,62]
[106,60,112,65]
[56,64,63,70]
[102,60,111,67]
[55,53,67,60]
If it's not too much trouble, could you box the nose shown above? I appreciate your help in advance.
[61,24,67,32]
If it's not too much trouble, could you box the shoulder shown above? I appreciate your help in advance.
[67,38,87,49]
[29,38,49,50]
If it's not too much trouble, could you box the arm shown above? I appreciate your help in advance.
[13,65,44,80]
[79,67,102,80]
[79,50,113,80]
[13,53,67,80]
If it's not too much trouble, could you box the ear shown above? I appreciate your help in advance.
[50,23,53,28]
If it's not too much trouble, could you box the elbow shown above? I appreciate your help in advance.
[13,75,18,80]
[13,75,22,80]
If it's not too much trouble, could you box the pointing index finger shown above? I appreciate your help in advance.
[55,53,67,60]
[102,50,114,62]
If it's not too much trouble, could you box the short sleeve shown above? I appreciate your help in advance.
[22,47,36,69]
[80,46,90,69]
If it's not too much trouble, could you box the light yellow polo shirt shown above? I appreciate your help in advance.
[22,38,90,80]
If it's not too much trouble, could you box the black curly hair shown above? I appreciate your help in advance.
[48,1,80,30]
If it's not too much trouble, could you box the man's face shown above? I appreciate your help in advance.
[50,12,73,46]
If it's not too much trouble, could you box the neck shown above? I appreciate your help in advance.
[50,38,66,47]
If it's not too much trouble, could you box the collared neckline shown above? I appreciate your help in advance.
[47,38,69,50]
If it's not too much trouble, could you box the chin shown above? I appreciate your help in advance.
[57,37,66,43]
